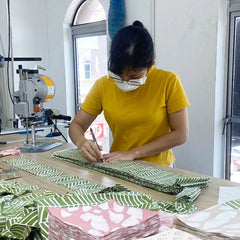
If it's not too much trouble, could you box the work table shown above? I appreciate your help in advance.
[1,133,240,212]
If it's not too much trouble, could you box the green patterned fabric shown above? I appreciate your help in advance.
[0,180,50,239]
[2,155,208,239]
[3,156,200,214]
[223,199,240,209]
[52,148,211,194]
[0,180,39,196]
[4,156,104,192]
[176,187,201,203]
[0,179,189,240]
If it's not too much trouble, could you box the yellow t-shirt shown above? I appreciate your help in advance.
[81,66,190,165]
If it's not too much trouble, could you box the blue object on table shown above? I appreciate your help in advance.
[45,132,61,138]
[19,129,44,134]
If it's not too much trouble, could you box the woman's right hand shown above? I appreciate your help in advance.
[77,138,103,163]
[69,109,103,162]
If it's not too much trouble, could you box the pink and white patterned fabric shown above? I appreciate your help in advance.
[48,200,175,240]
[0,147,21,157]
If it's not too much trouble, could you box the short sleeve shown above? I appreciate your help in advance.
[80,80,103,115]
[166,74,190,114]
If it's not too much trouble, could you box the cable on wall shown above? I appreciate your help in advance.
[6,0,14,105]
[151,0,155,44]
[108,0,125,40]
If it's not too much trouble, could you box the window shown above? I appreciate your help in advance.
[225,1,240,182]
[71,0,109,152]
[73,0,106,25]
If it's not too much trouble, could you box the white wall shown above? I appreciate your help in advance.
[153,0,228,177]
[0,0,228,177]
[124,0,228,177]
[10,0,72,113]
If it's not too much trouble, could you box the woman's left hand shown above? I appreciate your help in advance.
[102,151,135,163]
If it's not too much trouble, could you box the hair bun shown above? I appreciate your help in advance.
[132,20,144,28]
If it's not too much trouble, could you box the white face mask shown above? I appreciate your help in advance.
[109,72,147,92]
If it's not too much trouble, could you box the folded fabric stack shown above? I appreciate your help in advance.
[174,204,240,239]
[52,149,211,194]
[48,200,175,240]
[140,228,201,240]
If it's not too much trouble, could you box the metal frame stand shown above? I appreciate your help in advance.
[19,124,62,153]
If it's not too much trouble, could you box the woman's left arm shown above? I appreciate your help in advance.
[103,108,189,162]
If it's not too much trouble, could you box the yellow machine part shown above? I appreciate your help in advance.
[40,76,55,102]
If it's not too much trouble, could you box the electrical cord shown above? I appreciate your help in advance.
[47,117,68,143]
[6,0,14,104]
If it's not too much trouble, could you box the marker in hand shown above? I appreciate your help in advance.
[90,127,104,163]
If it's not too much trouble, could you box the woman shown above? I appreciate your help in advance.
[69,21,190,166]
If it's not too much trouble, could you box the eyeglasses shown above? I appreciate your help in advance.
[107,72,145,86]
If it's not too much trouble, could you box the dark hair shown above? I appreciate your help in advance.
[108,20,155,74]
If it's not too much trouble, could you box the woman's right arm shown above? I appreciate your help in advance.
[69,109,102,162]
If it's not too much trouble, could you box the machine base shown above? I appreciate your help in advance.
[19,141,62,153]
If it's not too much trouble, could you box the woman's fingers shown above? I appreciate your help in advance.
[79,140,103,162]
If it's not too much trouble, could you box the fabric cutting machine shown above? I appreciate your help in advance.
[13,64,64,152]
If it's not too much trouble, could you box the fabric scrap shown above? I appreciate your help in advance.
[139,228,201,240]
[174,204,240,239]
[223,198,240,209]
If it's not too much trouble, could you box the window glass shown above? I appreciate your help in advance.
[73,0,106,25]
[76,35,107,104]
[72,0,109,152]
[231,125,240,182]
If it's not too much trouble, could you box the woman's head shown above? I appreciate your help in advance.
[108,21,155,76]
